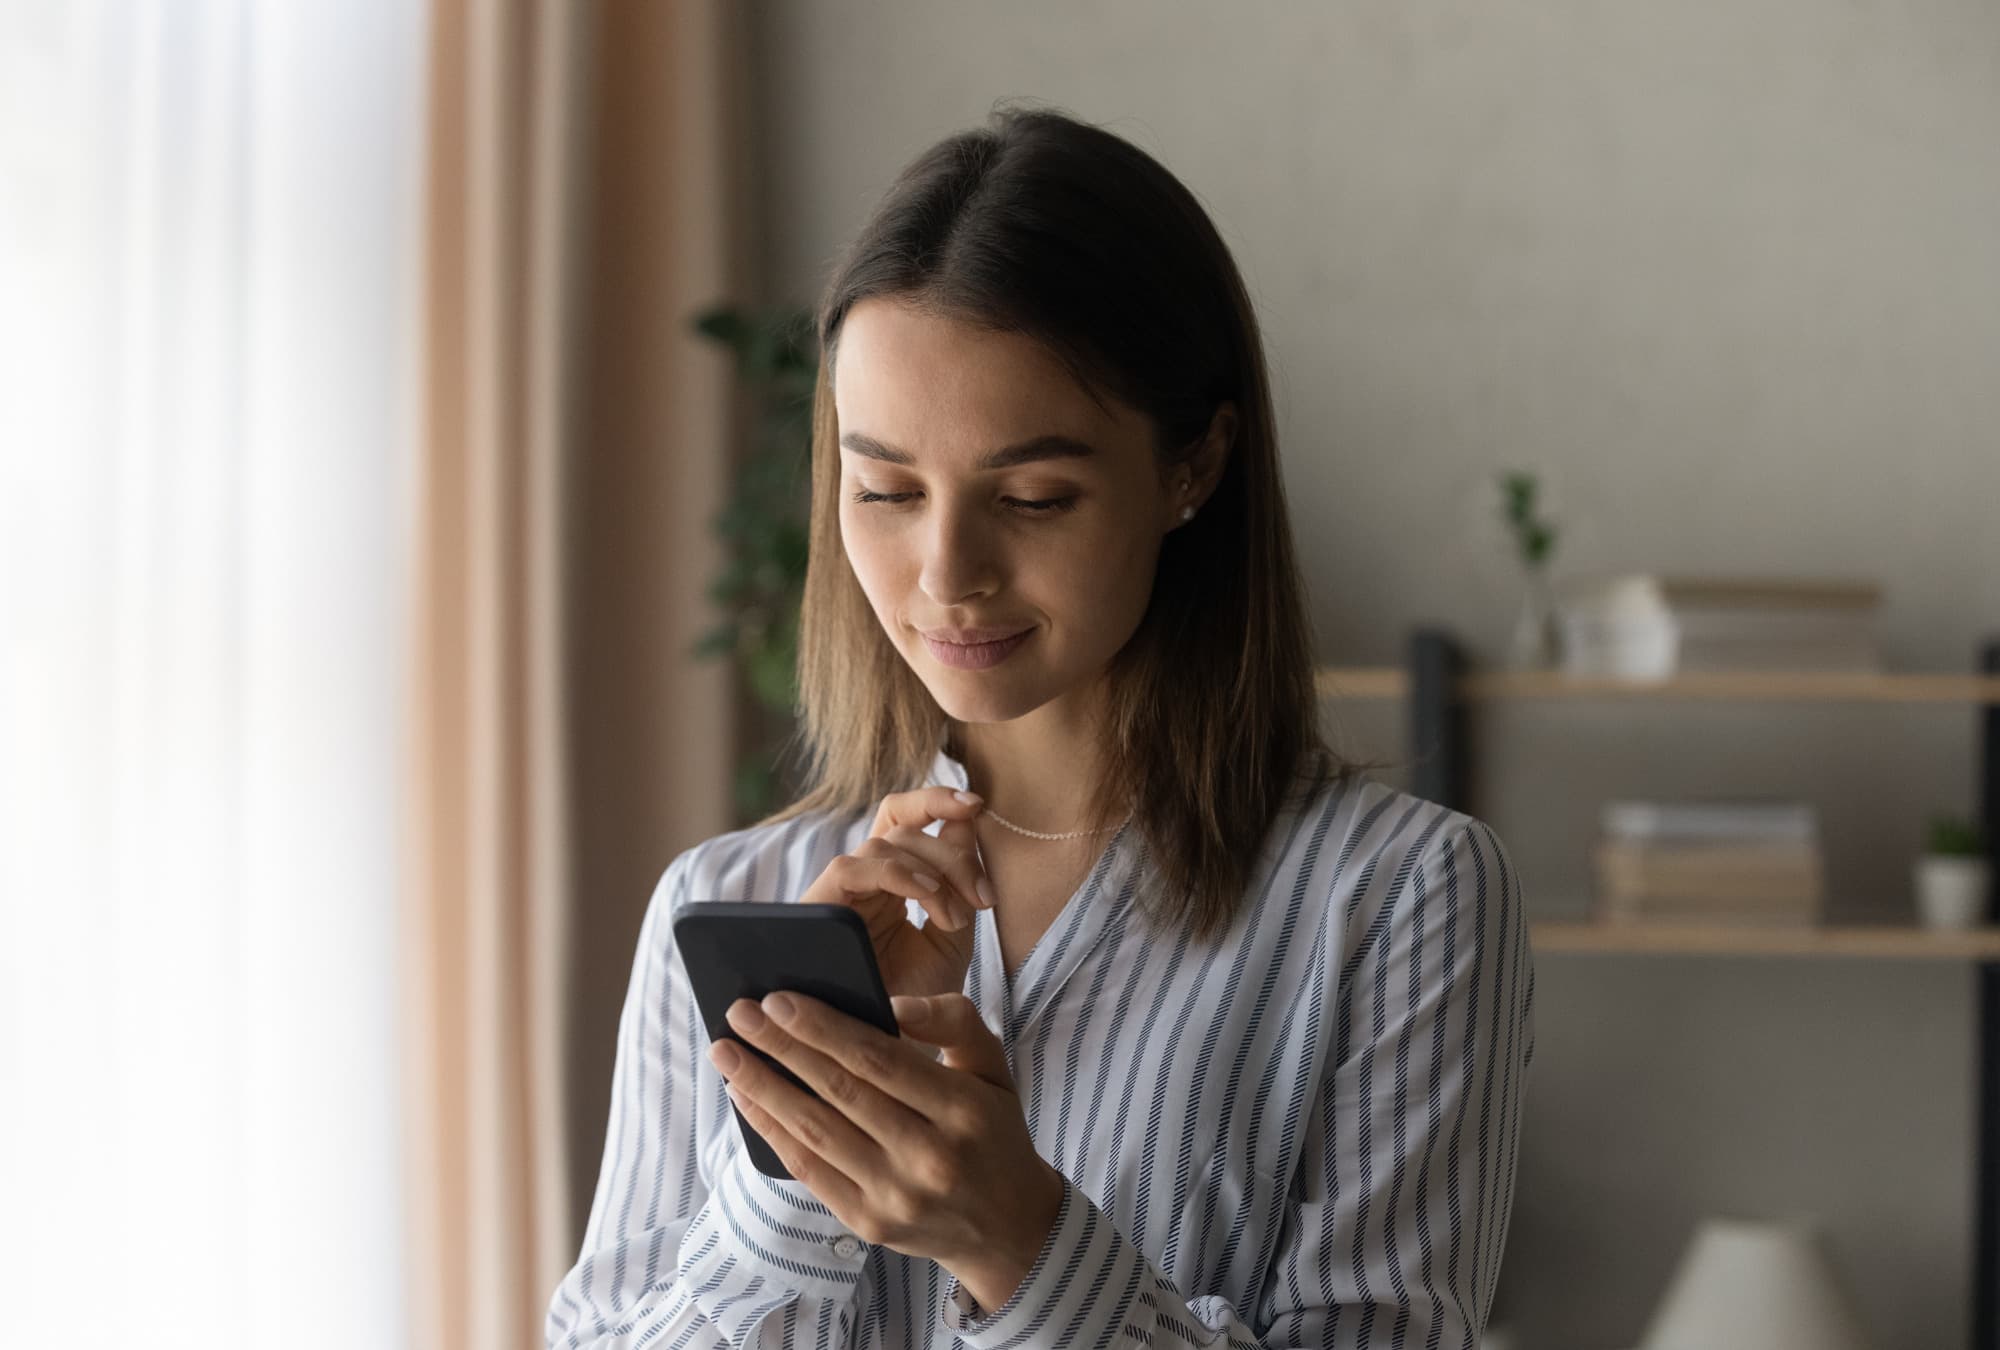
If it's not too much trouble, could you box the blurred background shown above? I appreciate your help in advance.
[2,3,1996,1348]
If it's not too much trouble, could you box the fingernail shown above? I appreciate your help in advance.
[976,876,995,909]
[912,871,941,891]
[953,790,982,806]
[763,992,798,1023]
[710,1040,741,1073]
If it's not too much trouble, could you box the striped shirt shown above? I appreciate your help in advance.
[546,746,1536,1349]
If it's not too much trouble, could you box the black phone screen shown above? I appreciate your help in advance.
[671,901,898,1179]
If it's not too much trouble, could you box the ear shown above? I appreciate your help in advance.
[1196,402,1238,490]
[1167,401,1237,529]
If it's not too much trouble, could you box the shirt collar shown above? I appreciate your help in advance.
[924,740,972,793]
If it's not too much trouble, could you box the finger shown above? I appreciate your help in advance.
[875,827,987,922]
[836,852,968,936]
[757,992,973,1132]
[887,993,1015,1091]
[720,996,926,1172]
[871,786,984,842]
[816,852,956,924]
[716,1029,881,1187]
[933,814,992,911]
[724,1078,864,1213]
[849,849,972,932]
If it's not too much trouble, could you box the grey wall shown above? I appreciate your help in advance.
[742,3,2000,1345]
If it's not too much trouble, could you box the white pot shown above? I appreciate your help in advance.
[1913,855,1991,930]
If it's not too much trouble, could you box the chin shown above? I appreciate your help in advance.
[904,651,1056,724]
[922,678,1047,726]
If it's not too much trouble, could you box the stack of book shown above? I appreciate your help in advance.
[1592,799,1826,927]
[1557,574,1884,678]
[1667,577,1883,674]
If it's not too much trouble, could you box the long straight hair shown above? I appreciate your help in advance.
[763,103,1378,944]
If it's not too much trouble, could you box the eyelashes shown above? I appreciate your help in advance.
[849,489,1079,516]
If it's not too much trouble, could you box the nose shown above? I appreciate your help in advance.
[915,496,1001,607]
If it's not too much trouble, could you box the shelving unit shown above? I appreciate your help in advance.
[1319,628,2000,1350]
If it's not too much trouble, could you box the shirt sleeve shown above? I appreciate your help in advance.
[933,817,1538,1350]
[544,851,876,1349]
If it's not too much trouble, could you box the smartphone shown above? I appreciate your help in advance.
[672,901,898,1179]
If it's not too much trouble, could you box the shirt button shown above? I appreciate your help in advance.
[831,1234,864,1259]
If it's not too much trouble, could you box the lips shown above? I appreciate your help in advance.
[916,632,1032,676]
[921,625,1031,645]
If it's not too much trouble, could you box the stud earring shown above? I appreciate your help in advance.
[1179,505,1195,522]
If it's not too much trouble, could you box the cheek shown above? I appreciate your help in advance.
[1038,520,1159,625]
[1108,536,1163,622]
[839,510,903,609]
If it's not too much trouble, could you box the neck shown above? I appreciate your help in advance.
[951,685,1113,835]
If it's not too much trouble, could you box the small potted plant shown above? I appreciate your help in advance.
[1497,470,1561,670]
[1914,813,1991,930]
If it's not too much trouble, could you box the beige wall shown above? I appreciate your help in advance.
[741,3,2000,1345]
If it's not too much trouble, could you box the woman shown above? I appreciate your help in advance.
[547,104,1536,1350]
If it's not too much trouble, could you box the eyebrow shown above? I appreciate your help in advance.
[838,431,1098,471]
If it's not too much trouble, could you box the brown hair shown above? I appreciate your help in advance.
[762,102,1383,944]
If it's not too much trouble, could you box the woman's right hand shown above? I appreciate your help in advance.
[797,787,993,1004]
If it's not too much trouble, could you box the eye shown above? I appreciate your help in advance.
[849,489,1079,516]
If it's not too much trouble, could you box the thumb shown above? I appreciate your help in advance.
[892,993,1011,1087]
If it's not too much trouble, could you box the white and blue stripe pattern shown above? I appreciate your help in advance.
[546,747,1536,1348]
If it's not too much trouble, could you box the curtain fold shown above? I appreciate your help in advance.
[407,2,745,1346]
[406,3,582,1347]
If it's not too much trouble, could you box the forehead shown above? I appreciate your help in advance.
[831,297,1145,458]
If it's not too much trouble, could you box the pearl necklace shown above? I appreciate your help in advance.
[980,804,1134,842]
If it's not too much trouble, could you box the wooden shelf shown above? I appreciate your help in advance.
[1317,666,2000,704]
[1314,666,1410,699]
[1531,919,2000,959]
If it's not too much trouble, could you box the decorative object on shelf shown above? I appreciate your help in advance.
[1557,573,1884,680]
[1555,573,1676,679]
[1497,470,1561,670]
[1637,1214,1876,1350]
[687,303,817,820]
[1914,813,1991,931]
[1593,798,1825,928]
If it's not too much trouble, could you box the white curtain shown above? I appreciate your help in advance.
[0,3,424,1344]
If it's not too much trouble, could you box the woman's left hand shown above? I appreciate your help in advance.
[709,989,1065,1307]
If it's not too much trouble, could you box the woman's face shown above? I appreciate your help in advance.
[831,296,1194,727]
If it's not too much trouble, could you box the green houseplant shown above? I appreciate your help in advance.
[1915,812,1990,930]
[1926,814,1986,858]
[688,303,818,820]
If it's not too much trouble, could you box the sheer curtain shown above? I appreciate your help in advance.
[0,3,424,1345]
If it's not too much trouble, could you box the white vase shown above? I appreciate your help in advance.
[1506,565,1559,670]
[1913,855,1991,930]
